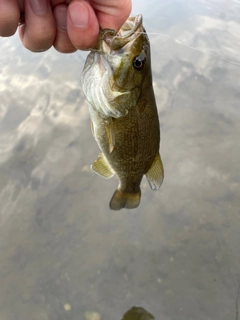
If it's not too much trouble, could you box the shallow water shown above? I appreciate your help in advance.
[0,0,240,319]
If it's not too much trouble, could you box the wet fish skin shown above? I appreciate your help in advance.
[81,15,164,210]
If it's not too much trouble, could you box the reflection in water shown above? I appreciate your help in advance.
[83,306,155,320]
[122,306,154,320]
[1,0,240,320]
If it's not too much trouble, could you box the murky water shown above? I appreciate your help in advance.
[1,0,240,319]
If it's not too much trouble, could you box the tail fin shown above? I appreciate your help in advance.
[109,189,141,210]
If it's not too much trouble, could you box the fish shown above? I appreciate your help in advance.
[121,306,155,320]
[81,14,164,210]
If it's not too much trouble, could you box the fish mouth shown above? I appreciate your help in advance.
[113,14,143,40]
[97,14,144,53]
[81,14,146,118]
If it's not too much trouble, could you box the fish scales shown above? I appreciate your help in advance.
[81,15,164,210]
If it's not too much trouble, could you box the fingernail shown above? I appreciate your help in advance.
[55,6,67,31]
[29,0,48,15]
[69,2,89,28]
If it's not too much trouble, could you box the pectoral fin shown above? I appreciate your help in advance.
[105,118,115,153]
[146,153,164,190]
[91,153,115,179]
[90,119,95,139]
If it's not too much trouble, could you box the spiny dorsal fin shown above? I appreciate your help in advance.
[146,153,164,190]
[91,153,115,179]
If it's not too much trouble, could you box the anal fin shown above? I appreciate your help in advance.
[91,153,115,179]
[146,153,164,190]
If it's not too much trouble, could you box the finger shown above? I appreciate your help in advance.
[18,0,56,52]
[95,0,132,31]
[51,0,72,7]
[0,0,20,36]
[67,0,99,50]
[53,4,77,53]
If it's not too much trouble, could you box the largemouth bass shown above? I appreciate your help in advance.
[81,15,164,210]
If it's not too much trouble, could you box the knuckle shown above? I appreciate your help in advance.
[24,26,56,52]
[0,26,17,37]
[0,17,19,37]
[53,32,77,53]
[0,2,19,36]
[54,46,77,54]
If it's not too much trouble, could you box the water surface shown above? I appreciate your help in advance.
[0,0,240,319]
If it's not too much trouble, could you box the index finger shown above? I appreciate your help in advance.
[0,0,20,36]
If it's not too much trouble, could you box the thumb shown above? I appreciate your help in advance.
[67,0,99,50]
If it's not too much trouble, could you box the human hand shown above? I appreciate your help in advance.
[0,0,131,53]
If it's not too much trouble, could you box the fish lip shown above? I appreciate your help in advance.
[118,14,143,38]
[90,15,143,53]
[102,14,143,51]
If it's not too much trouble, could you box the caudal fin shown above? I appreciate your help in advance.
[109,189,141,210]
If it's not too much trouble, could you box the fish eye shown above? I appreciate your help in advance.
[133,55,145,71]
